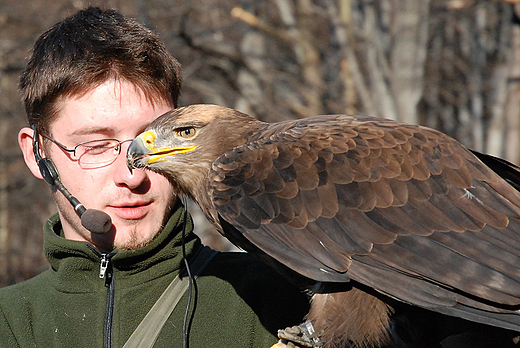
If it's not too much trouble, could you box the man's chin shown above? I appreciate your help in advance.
[111,225,161,251]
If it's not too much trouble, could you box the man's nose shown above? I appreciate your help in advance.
[113,141,150,190]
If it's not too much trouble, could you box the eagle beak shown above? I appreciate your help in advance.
[126,130,197,172]
[127,133,152,172]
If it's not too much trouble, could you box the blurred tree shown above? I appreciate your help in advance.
[0,0,519,287]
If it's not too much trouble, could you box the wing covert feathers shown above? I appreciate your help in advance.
[209,114,520,312]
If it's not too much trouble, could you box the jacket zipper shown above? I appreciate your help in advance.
[101,253,116,348]
[86,244,118,348]
[99,253,110,278]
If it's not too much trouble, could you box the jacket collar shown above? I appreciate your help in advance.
[43,202,201,293]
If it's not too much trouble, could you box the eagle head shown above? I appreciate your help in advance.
[127,104,262,197]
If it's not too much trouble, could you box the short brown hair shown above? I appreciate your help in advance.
[19,6,182,134]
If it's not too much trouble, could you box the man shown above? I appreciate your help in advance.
[0,7,309,348]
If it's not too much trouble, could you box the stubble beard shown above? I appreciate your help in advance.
[110,193,178,251]
[116,226,147,250]
[54,190,178,251]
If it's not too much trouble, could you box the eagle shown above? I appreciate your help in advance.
[127,104,520,347]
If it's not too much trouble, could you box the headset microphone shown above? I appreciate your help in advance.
[31,125,112,234]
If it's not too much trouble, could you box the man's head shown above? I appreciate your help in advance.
[19,6,182,136]
[18,7,181,252]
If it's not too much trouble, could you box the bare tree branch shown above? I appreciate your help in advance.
[390,0,431,124]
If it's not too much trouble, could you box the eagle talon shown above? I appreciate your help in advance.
[277,322,322,348]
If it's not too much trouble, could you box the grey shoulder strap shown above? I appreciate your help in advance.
[123,246,219,348]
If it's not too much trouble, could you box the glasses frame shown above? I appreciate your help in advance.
[41,134,133,169]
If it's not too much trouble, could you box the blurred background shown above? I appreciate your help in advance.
[1,0,520,287]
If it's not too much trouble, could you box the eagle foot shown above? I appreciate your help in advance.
[277,321,322,348]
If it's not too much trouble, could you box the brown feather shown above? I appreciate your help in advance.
[307,288,392,348]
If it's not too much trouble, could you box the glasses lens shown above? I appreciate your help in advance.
[77,139,120,169]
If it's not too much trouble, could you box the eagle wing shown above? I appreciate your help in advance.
[208,114,520,327]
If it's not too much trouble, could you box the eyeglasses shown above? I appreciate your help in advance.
[42,134,133,169]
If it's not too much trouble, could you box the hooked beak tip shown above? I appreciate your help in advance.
[126,157,134,174]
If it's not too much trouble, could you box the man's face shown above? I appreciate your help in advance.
[47,79,175,252]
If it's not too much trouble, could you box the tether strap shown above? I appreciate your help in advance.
[123,246,219,348]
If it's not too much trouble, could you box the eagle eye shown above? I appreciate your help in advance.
[176,127,197,139]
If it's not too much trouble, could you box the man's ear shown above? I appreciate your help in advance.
[18,127,44,180]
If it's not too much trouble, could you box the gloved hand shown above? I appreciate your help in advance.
[275,323,321,348]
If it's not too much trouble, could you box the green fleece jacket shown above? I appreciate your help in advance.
[0,205,309,348]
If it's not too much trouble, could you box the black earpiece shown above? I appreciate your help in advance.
[30,124,112,234]
[32,125,59,186]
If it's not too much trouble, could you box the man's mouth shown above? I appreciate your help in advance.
[106,201,153,220]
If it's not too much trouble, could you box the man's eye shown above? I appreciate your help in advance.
[176,127,197,139]
[82,142,113,155]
